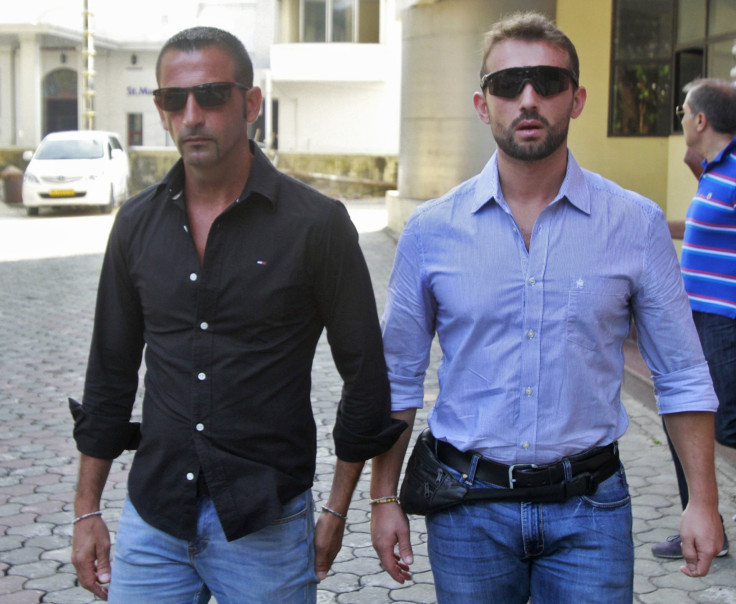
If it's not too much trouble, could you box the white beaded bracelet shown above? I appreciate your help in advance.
[73,510,103,524]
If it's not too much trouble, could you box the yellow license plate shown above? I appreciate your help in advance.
[49,189,75,197]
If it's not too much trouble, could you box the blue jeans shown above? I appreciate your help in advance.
[693,311,736,448]
[108,491,318,604]
[425,463,634,603]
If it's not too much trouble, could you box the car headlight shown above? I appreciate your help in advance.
[23,173,40,184]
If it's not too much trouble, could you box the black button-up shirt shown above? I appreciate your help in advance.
[73,143,404,541]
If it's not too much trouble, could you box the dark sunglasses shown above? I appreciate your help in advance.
[675,105,685,120]
[481,66,578,98]
[153,81,250,112]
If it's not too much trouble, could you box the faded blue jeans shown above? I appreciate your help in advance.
[425,462,634,603]
[108,491,318,604]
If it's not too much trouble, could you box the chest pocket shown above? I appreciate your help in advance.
[566,277,631,351]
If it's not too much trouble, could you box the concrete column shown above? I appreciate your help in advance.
[16,33,42,147]
[0,46,14,146]
[388,0,555,231]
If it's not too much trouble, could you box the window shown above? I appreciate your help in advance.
[281,0,379,43]
[609,0,675,136]
[672,0,736,130]
[128,113,143,146]
[611,0,736,137]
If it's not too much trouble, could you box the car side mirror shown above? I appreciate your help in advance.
[22,150,34,162]
[111,148,124,159]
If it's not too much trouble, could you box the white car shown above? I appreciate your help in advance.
[22,130,130,216]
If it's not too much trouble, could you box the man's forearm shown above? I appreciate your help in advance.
[370,409,416,498]
[663,411,718,506]
[75,454,113,516]
[324,459,365,515]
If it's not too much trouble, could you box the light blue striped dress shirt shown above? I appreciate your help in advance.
[382,151,718,465]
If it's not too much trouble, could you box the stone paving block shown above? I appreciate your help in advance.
[337,585,392,603]
[24,570,79,594]
[43,586,99,604]
[0,535,24,552]
[638,586,699,603]
[389,579,438,604]
[0,546,43,565]
[0,589,47,603]
[6,523,54,539]
[7,558,60,580]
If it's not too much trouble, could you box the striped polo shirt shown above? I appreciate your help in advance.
[680,136,736,319]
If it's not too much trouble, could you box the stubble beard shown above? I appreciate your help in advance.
[493,112,570,162]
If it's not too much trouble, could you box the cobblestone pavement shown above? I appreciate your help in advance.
[0,199,734,603]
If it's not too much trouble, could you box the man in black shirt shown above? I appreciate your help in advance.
[70,26,404,602]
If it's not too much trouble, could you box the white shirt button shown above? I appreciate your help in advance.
[196,423,204,432]
[197,372,206,381]
[522,442,531,450]
[200,321,209,330]
[189,273,198,282]
[528,277,536,286]
[186,472,194,481]
[527,330,535,339]
[525,387,533,396]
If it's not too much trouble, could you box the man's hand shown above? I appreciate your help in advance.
[371,501,413,583]
[679,503,723,577]
[664,411,722,578]
[314,509,346,580]
[71,515,111,600]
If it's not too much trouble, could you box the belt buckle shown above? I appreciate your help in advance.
[508,463,538,489]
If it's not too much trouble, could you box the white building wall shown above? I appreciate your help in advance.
[274,81,398,154]
[270,0,402,155]
[97,50,166,147]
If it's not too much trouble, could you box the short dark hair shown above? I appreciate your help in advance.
[684,78,736,134]
[156,26,253,87]
[480,12,579,82]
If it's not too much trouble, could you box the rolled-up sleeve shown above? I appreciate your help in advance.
[631,205,718,415]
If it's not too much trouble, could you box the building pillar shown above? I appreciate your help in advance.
[16,33,42,147]
[388,0,555,232]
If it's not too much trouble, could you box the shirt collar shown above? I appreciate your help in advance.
[703,135,736,172]
[471,149,591,216]
[155,140,280,209]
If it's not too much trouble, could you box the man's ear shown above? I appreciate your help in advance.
[694,111,708,133]
[473,91,491,125]
[571,85,587,120]
[244,87,263,123]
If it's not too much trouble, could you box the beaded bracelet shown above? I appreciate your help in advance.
[321,505,347,520]
[370,496,399,505]
[73,510,103,524]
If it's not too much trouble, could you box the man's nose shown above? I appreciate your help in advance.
[182,92,204,126]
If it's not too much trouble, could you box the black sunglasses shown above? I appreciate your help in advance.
[153,81,250,112]
[675,105,685,120]
[481,66,579,98]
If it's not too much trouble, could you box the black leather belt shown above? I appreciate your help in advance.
[435,436,619,491]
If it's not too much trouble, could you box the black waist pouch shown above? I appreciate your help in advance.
[399,429,469,515]
[399,429,618,515]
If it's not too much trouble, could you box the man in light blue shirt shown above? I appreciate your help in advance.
[370,12,723,603]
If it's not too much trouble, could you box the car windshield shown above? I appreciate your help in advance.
[35,139,104,160]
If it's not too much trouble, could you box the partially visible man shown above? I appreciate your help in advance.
[70,26,404,603]
[370,12,723,603]
[653,78,736,559]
